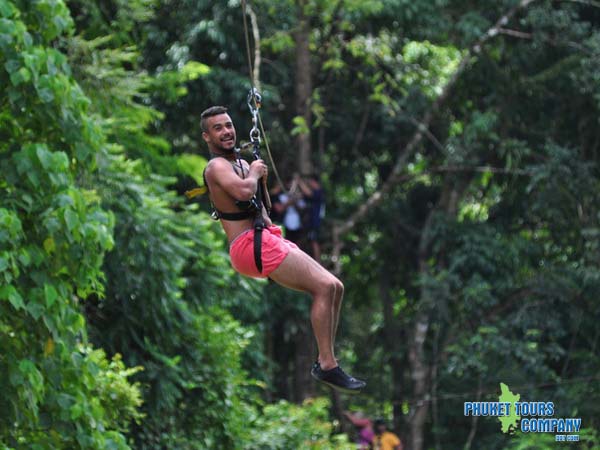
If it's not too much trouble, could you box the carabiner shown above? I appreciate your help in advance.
[247,87,262,113]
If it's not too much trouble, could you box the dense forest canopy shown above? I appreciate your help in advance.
[1,0,599,449]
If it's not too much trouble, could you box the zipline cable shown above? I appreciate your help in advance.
[240,0,287,193]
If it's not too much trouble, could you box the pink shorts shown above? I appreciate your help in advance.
[229,225,298,278]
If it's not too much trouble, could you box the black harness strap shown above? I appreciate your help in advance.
[220,210,254,221]
[251,178,268,274]
[253,219,263,273]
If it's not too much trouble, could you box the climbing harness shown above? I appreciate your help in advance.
[199,152,258,222]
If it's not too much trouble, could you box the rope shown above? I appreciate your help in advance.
[240,0,287,192]
[240,0,255,87]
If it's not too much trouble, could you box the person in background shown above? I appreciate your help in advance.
[296,173,324,261]
[344,411,374,449]
[372,418,402,450]
[268,182,285,224]
[275,176,307,245]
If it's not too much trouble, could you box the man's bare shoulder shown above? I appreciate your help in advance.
[205,157,232,179]
[205,156,231,170]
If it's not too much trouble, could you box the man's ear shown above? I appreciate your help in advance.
[202,131,209,143]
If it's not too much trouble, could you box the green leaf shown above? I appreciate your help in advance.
[176,153,207,184]
[4,58,19,74]
[0,285,24,310]
[18,249,31,266]
[0,18,16,41]
[36,145,53,170]
[26,301,45,320]
[9,66,30,85]
[57,393,74,409]
[70,403,83,420]
[0,0,17,18]
[291,116,309,136]
[180,60,211,81]
[44,283,58,308]
[43,237,55,253]
[64,209,79,232]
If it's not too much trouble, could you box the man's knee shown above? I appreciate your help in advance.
[328,277,344,299]
[334,278,344,298]
[316,276,339,297]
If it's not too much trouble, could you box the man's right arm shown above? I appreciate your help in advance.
[205,158,267,201]
[296,175,313,198]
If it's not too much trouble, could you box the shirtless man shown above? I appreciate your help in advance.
[201,106,365,394]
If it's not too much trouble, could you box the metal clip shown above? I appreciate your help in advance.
[247,87,262,146]
[249,124,261,143]
[247,87,262,112]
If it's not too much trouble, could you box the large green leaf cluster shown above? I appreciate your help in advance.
[61,1,272,447]
[245,398,354,450]
[0,0,143,448]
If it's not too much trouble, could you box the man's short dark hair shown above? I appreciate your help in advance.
[201,106,229,132]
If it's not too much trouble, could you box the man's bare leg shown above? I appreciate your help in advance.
[331,282,343,351]
[269,247,339,369]
[269,246,365,394]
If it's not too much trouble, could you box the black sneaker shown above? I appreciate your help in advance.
[311,362,366,394]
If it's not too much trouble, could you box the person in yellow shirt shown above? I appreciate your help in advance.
[372,418,402,450]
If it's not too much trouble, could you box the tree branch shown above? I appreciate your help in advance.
[332,0,538,240]
[498,28,533,39]
[403,115,447,154]
[433,165,530,176]
[558,0,600,8]
[329,164,529,274]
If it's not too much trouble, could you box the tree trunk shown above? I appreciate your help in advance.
[294,0,312,175]
[272,317,291,399]
[291,6,314,402]
[293,318,316,401]
[408,178,468,450]
[408,309,430,450]
[380,271,405,431]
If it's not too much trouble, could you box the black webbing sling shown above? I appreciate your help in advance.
[251,176,266,274]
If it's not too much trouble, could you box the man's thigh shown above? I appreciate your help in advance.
[269,247,334,294]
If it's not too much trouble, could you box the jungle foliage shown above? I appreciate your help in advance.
[1,0,599,449]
